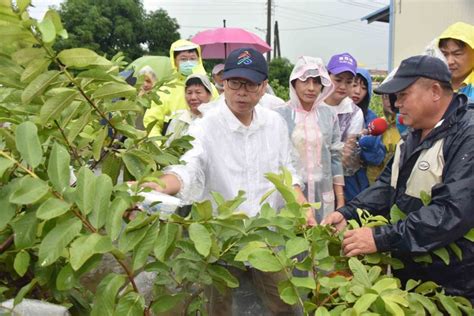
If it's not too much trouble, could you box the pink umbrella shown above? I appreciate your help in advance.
[191,27,272,59]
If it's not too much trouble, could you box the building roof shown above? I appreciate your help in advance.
[361,5,390,24]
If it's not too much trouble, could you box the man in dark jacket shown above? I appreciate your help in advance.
[322,55,474,301]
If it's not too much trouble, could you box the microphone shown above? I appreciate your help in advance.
[358,118,388,149]
[367,117,389,136]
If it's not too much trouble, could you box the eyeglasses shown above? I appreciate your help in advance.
[226,79,261,92]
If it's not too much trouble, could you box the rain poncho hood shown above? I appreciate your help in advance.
[438,22,474,99]
[169,39,207,77]
[438,22,474,49]
[288,56,334,110]
[355,68,373,117]
[144,39,218,136]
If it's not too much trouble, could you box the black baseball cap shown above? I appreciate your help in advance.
[374,55,451,94]
[222,48,268,84]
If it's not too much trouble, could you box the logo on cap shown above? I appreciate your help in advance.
[338,56,354,65]
[237,51,253,65]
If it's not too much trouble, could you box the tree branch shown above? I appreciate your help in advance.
[0,235,14,253]
[0,151,38,178]
[53,120,81,163]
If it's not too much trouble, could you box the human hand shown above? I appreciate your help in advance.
[342,227,377,257]
[320,211,347,232]
[139,181,164,192]
[305,208,317,227]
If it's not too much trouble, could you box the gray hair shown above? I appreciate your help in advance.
[137,66,157,82]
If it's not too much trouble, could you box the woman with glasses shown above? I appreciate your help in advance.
[276,56,344,222]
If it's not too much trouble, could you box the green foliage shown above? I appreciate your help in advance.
[268,57,293,101]
[0,3,471,315]
[55,0,180,60]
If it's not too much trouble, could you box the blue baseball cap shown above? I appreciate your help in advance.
[327,52,357,76]
[222,48,268,84]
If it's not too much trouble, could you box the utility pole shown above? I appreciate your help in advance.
[273,20,281,59]
[266,0,272,62]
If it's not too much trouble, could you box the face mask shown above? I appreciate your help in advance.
[179,60,198,76]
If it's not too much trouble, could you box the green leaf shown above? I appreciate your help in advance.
[47,143,70,193]
[314,306,331,316]
[372,278,398,294]
[0,186,16,230]
[119,224,149,253]
[154,222,179,261]
[188,223,211,257]
[22,70,61,105]
[415,281,439,295]
[115,292,144,316]
[132,221,159,271]
[319,276,350,289]
[265,173,296,203]
[38,217,82,266]
[419,190,431,206]
[353,293,378,314]
[36,198,71,220]
[248,248,283,272]
[235,241,266,261]
[437,294,461,316]
[10,211,38,249]
[57,48,112,69]
[15,121,42,168]
[105,100,143,113]
[0,157,14,177]
[449,242,463,261]
[43,10,66,38]
[9,176,49,205]
[285,237,308,258]
[464,228,474,242]
[69,233,113,270]
[409,293,442,316]
[92,127,108,161]
[290,276,316,289]
[91,82,136,100]
[277,281,299,305]
[38,16,56,43]
[67,109,92,142]
[115,123,146,139]
[389,204,406,224]
[208,264,239,288]
[151,294,186,314]
[91,274,126,316]
[105,197,130,241]
[14,279,37,306]
[194,200,213,220]
[40,89,78,123]
[122,150,152,180]
[382,296,405,316]
[348,257,372,288]
[259,188,276,204]
[14,250,30,277]
[432,247,450,265]
[405,279,421,291]
[413,253,432,264]
[17,0,31,14]
[12,48,46,66]
[75,166,96,215]
[20,58,51,83]
[56,264,76,291]
[89,174,112,229]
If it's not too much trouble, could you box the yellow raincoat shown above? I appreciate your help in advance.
[143,39,218,136]
[438,22,474,99]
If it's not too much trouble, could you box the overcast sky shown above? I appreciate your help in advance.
[29,0,390,70]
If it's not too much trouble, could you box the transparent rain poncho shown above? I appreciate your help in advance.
[276,56,344,220]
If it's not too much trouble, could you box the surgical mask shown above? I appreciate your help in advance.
[179,60,198,76]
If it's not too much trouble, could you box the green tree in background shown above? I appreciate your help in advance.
[268,57,294,101]
[55,0,180,61]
